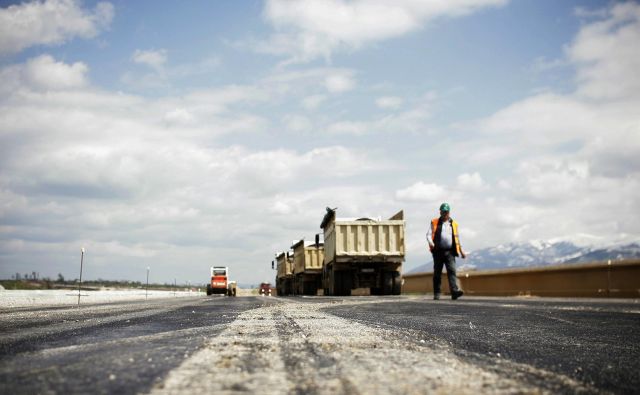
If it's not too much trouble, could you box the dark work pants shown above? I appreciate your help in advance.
[433,249,459,295]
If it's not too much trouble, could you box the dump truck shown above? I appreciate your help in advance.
[275,251,294,296]
[206,266,229,295]
[227,281,237,297]
[291,238,324,295]
[259,282,272,296]
[321,208,405,296]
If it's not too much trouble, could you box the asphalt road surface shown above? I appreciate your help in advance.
[1,295,638,394]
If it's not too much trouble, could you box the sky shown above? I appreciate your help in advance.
[0,0,639,286]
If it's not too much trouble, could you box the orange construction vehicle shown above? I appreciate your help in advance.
[207,266,229,295]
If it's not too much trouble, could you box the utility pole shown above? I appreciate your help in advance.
[146,267,150,300]
[78,248,85,306]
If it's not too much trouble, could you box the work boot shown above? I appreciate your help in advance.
[451,290,464,300]
[433,293,441,300]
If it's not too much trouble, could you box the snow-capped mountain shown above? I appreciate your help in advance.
[406,241,640,274]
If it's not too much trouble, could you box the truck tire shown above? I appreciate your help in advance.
[370,287,381,296]
[342,274,352,296]
[392,271,402,295]
[328,266,335,296]
[382,272,393,295]
[206,285,212,296]
[303,282,317,296]
[331,269,340,296]
[335,271,352,296]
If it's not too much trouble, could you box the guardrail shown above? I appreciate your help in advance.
[402,259,640,298]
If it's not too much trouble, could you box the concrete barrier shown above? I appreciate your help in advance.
[403,259,640,298]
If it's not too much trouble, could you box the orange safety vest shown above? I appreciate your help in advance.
[430,217,462,256]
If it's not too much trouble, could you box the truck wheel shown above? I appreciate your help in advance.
[392,271,402,295]
[328,266,335,296]
[303,282,317,295]
[342,275,352,296]
[382,272,393,295]
[370,287,381,296]
[336,272,352,296]
[206,285,212,296]
[331,269,341,296]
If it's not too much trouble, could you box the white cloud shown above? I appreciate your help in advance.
[132,49,168,71]
[327,121,367,135]
[283,114,312,133]
[530,56,567,73]
[260,0,507,63]
[512,159,590,201]
[301,94,326,110]
[27,54,88,90]
[376,96,403,109]
[569,2,640,100]
[396,182,446,202]
[170,56,221,79]
[327,91,436,135]
[456,172,485,191]
[270,200,294,215]
[163,108,194,125]
[0,0,114,54]
[325,72,355,93]
[475,93,598,145]
[258,67,356,101]
[122,54,222,91]
[0,54,88,93]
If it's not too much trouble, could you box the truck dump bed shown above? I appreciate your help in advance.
[322,210,405,265]
[276,252,294,296]
[291,240,324,295]
[276,252,293,277]
[292,240,324,273]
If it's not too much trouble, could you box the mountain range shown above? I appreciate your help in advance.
[406,241,640,274]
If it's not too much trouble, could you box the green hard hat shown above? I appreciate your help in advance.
[439,202,450,212]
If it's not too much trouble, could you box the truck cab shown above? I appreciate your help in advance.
[259,282,272,296]
[207,266,229,295]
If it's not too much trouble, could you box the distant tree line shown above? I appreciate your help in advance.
[1,273,204,290]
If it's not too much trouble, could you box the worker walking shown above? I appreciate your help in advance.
[426,202,466,300]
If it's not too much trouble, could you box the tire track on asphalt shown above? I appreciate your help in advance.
[148,302,360,395]
[272,309,359,395]
[147,302,291,394]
